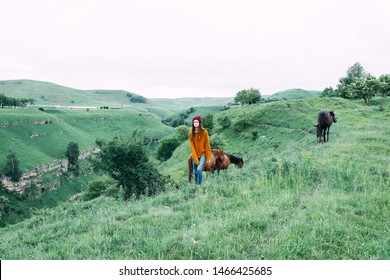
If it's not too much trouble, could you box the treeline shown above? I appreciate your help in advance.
[126,93,147,103]
[0,94,35,108]
[233,63,390,106]
[321,62,390,105]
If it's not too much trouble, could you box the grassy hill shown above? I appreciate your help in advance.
[0,79,139,107]
[0,79,235,170]
[1,96,389,259]
[267,88,321,101]
[0,108,174,171]
[0,79,233,118]
[150,97,234,108]
[0,106,177,226]
[0,79,235,226]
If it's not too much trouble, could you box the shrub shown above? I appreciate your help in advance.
[66,142,80,176]
[209,134,226,150]
[175,125,190,141]
[203,113,214,133]
[93,132,167,200]
[252,130,258,140]
[234,88,261,105]
[217,116,231,129]
[157,136,180,161]
[234,116,251,133]
[0,195,10,220]
[83,178,117,201]
[130,96,147,103]
[4,151,22,182]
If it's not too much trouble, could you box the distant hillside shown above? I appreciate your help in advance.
[268,88,321,101]
[150,97,234,108]
[0,108,174,171]
[0,79,143,107]
[0,79,236,119]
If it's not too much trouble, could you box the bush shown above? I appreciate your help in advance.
[157,136,180,161]
[209,134,226,150]
[0,195,10,220]
[175,125,190,141]
[234,116,251,133]
[130,96,147,103]
[66,141,80,176]
[217,116,231,129]
[83,178,117,201]
[234,88,261,105]
[252,131,258,140]
[93,132,167,200]
[4,151,22,182]
[203,113,214,133]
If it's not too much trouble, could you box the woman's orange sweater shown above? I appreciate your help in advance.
[188,128,211,165]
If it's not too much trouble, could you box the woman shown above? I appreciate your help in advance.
[188,115,211,185]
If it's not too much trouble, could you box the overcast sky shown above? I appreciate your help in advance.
[1,0,389,98]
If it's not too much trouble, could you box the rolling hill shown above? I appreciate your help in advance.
[1,93,389,259]
[267,88,321,101]
[0,79,234,118]
[0,79,139,107]
[0,79,236,171]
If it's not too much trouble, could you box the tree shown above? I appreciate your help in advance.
[348,74,380,105]
[157,136,180,161]
[4,151,22,181]
[378,74,390,98]
[175,125,190,141]
[320,87,336,97]
[0,195,10,222]
[93,132,167,199]
[336,62,367,98]
[66,141,80,175]
[202,113,214,133]
[234,88,261,105]
[130,95,147,103]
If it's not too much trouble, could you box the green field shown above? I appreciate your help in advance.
[0,80,389,259]
[0,108,174,170]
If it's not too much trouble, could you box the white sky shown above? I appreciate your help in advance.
[1,0,390,98]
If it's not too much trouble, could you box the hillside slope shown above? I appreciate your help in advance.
[1,97,389,259]
[268,88,321,101]
[0,108,174,171]
[0,79,139,107]
[0,79,234,118]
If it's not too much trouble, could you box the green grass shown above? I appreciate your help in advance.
[268,88,321,101]
[1,95,390,259]
[0,108,174,170]
[0,79,233,119]
[0,156,388,259]
[0,79,139,107]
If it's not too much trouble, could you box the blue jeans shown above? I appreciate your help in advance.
[192,156,206,185]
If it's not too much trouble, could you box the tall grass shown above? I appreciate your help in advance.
[0,147,389,259]
[1,97,390,259]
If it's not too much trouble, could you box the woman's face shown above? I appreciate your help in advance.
[193,120,200,128]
